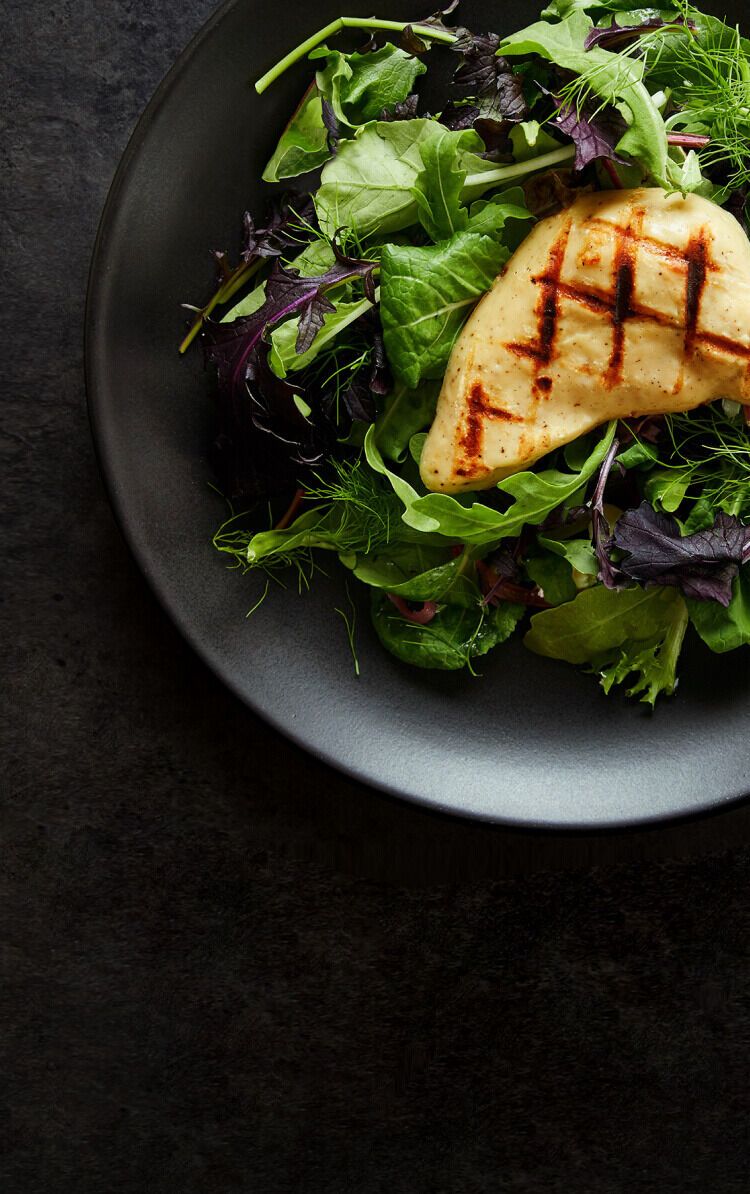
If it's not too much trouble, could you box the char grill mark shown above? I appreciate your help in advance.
[506,221,573,395]
[457,381,524,472]
[603,207,643,388]
[514,217,749,376]
[448,200,750,487]
[684,230,709,355]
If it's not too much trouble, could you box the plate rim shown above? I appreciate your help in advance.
[84,0,750,831]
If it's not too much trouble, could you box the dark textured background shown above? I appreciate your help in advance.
[3,1,750,1188]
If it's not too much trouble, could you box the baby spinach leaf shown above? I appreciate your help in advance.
[371,593,523,670]
[500,11,668,181]
[525,553,578,605]
[379,230,509,387]
[687,567,750,653]
[355,545,480,608]
[375,380,441,462]
[342,44,426,122]
[524,584,688,704]
[263,90,331,182]
[312,43,427,127]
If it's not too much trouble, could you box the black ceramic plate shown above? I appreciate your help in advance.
[87,0,750,827]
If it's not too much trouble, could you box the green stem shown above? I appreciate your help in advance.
[463,144,577,191]
[255,18,457,94]
[179,257,264,354]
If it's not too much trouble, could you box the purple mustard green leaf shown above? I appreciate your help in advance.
[583,15,694,52]
[612,502,750,607]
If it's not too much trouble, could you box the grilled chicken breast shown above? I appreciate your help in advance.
[420,187,750,494]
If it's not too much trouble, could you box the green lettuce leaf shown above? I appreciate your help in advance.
[687,567,750,653]
[379,189,531,387]
[315,119,538,240]
[525,553,578,605]
[371,593,523,671]
[315,119,446,239]
[262,90,330,182]
[524,584,689,704]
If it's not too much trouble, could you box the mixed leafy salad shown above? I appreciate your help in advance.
[182,0,750,703]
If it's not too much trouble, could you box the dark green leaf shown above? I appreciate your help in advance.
[312,43,427,127]
[262,90,330,182]
[380,231,510,387]
[687,567,750,653]
[375,380,441,462]
[525,553,578,605]
[371,593,523,670]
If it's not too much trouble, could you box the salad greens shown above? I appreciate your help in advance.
[183,0,750,703]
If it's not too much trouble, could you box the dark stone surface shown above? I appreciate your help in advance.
[3,1,750,1188]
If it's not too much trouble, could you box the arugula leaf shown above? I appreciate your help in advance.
[411,126,483,241]
[263,89,331,182]
[365,422,616,545]
[375,380,441,462]
[687,567,750,653]
[379,231,509,388]
[524,584,689,704]
[371,593,523,670]
[500,11,668,180]
[312,43,427,127]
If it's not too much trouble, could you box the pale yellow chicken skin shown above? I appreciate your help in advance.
[420,187,750,494]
